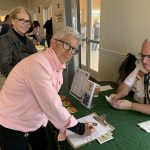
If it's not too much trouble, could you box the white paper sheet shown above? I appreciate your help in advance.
[138,120,150,133]
[100,85,113,92]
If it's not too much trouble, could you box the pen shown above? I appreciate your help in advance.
[93,116,107,127]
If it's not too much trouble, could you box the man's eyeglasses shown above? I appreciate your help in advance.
[138,52,150,60]
[55,39,79,55]
[15,18,31,25]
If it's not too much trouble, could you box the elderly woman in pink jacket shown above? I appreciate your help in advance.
[0,26,96,150]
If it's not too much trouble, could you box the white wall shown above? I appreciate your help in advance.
[51,0,65,33]
[0,0,28,15]
[99,0,150,82]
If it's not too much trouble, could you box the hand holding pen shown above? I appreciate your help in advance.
[84,122,96,136]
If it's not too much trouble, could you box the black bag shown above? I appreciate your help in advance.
[117,53,137,83]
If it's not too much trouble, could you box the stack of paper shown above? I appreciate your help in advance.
[66,113,115,149]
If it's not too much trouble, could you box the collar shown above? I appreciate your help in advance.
[12,28,27,44]
[7,28,20,43]
[46,48,64,71]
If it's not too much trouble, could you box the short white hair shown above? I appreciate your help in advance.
[53,26,82,45]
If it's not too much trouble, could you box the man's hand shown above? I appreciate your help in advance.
[111,100,132,110]
[109,94,121,101]
[84,122,96,136]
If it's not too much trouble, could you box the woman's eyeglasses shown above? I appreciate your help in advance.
[55,39,79,55]
[15,18,31,25]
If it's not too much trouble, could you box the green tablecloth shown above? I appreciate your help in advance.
[47,87,150,150]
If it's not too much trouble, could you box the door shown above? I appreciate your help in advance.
[80,0,101,79]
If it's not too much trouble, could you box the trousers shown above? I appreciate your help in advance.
[0,125,48,150]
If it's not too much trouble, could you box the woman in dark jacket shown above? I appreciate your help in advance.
[0,7,37,77]
[0,6,43,150]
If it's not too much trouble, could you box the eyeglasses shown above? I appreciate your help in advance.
[138,52,150,60]
[15,18,31,25]
[55,39,79,55]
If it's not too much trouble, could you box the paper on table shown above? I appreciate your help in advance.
[97,132,113,144]
[66,113,114,149]
[138,120,150,133]
[100,85,113,92]
[105,95,112,103]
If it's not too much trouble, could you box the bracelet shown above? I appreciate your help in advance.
[131,102,134,111]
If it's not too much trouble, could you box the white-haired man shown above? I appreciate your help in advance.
[0,26,96,150]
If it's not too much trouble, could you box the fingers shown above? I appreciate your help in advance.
[111,101,120,108]
[109,94,119,101]
[111,100,132,110]
[84,122,96,136]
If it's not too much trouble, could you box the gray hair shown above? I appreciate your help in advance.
[53,26,82,45]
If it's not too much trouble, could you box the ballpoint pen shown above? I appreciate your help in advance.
[93,115,107,127]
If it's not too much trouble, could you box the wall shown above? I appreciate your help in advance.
[51,0,65,33]
[0,0,28,15]
[29,0,52,26]
[99,0,150,81]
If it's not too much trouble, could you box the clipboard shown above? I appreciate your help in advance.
[66,112,115,149]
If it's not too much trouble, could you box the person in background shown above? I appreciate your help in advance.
[80,22,86,48]
[32,20,45,46]
[92,18,100,50]
[43,18,53,47]
[0,15,11,36]
[109,39,150,115]
[0,26,96,150]
[0,7,37,78]
[0,6,38,150]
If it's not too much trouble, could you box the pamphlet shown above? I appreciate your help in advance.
[70,68,90,100]
[70,68,97,109]
[60,94,78,114]
[81,80,97,109]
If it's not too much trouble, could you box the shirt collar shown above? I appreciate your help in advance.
[46,48,64,71]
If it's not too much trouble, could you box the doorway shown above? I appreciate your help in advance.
[80,0,101,79]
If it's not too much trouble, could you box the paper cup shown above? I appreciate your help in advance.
[93,84,100,97]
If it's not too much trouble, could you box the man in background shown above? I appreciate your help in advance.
[0,15,11,36]
[43,18,53,47]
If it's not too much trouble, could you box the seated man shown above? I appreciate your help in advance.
[109,38,150,115]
